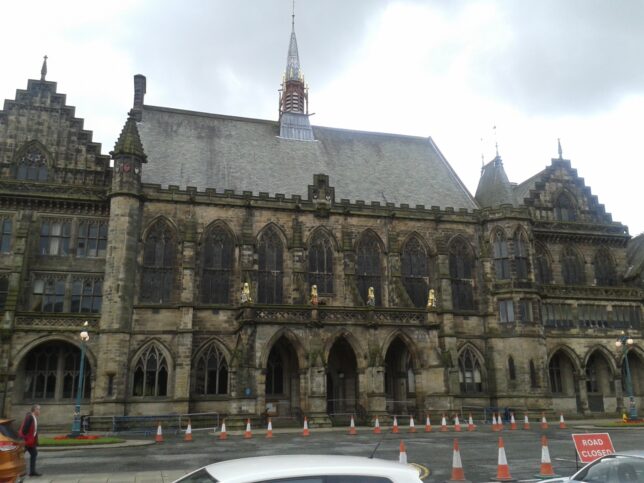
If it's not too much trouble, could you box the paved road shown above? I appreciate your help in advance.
[33,425,644,482]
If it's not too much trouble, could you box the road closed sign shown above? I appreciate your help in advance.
[572,433,615,463]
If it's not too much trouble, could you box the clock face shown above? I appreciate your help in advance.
[123,163,131,172]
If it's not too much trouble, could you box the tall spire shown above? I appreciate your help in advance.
[557,138,563,159]
[40,55,48,81]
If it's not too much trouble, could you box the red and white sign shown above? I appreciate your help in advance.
[572,433,615,463]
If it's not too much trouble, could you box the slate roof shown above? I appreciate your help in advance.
[625,233,644,286]
[475,156,516,208]
[137,105,478,209]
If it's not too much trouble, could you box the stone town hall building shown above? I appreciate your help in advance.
[1,24,643,427]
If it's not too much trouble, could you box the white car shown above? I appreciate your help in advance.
[174,455,423,483]
[541,450,644,482]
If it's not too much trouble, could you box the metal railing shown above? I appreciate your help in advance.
[85,411,219,435]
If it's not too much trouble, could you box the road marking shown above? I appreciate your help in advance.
[410,463,430,480]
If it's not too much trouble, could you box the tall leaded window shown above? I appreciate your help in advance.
[449,239,474,310]
[530,360,539,388]
[549,356,563,393]
[593,249,617,286]
[201,227,234,304]
[561,246,585,285]
[508,356,516,381]
[77,221,108,257]
[266,350,284,395]
[514,232,529,280]
[0,218,12,253]
[32,276,65,312]
[0,276,8,312]
[401,236,429,308]
[534,244,552,284]
[194,343,228,395]
[14,146,48,182]
[492,231,511,280]
[499,300,515,323]
[132,345,168,397]
[258,227,283,304]
[40,220,71,256]
[356,232,382,306]
[459,348,483,393]
[308,232,334,295]
[141,221,176,303]
[554,192,576,222]
[23,342,90,401]
[71,278,102,313]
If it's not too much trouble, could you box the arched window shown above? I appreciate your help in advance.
[401,236,429,307]
[14,146,49,182]
[514,232,529,280]
[0,218,12,253]
[492,231,510,280]
[266,350,284,395]
[258,227,284,304]
[194,343,228,395]
[449,239,474,310]
[141,221,176,303]
[508,356,516,381]
[22,341,90,401]
[201,227,234,304]
[549,356,562,393]
[356,232,382,306]
[561,246,585,285]
[132,345,168,397]
[594,249,617,286]
[308,232,333,295]
[530,360,539,388]
[459,348,483,393]
[554,192,576,222]
[535,244,552,284]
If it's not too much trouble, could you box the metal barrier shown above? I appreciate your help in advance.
[178,412,220,433]
[86,412,219,435]
[385,399,417,418]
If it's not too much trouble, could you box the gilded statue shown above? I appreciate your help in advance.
[427,288,436,309]
[366,286,376,307]
[241,282,252,304]
[310,284,319,305]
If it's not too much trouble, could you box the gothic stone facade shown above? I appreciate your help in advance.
[0,74,642,427]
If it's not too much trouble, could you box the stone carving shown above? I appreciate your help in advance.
[366,286,376,307]
[427,288,436,309]
[241,282,252,304]
[310,284,318,305]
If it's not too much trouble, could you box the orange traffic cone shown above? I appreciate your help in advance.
[399,440,408,464]
[454,415,462,432]
[559,413,567,429]
[424,415,432,433]
[219,419,228,440]
[510,413,517,430]
[348,415,357,435]
[467,414,476,432]
[541,412,548,430]
[266,418,273,439]
[302,416,310,436]
[536,435,558,478]
[448,439,468,482]
[408,416,416,433]
[497,413,504,431]
[184,419,193,442]
[244,418,253,439]
[155,422,164,443]
[492,413,499,432]
[523,414,530,430]
[373,417,381,434]
[492,436,513,481]
[392,416,400,433]
[440,414,449,432]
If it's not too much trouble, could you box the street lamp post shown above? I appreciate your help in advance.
[615,332,638,421]
[70,321,89,437]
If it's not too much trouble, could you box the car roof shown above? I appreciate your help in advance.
[203,455,419,483]
[615,450,644,458]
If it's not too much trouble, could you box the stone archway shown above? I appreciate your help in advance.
[326,338,358,417]
[585,351,613,412]
[264,336,300,417]
[384,337,415,415]
[548,349,581,413]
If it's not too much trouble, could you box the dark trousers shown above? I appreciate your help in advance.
[26,446,38,474]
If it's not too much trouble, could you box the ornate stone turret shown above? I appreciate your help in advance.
[110,111,147,196]
[475,154,516,208]
[278,10,314,141]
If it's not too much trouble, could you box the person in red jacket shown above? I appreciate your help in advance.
[19,404,41,477]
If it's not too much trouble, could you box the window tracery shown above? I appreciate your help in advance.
[132,344,168,397]
[0,218,12,253]
[14,146,48,182]
[308,233,333,295]
[194,343,228,395]
[40,219,71,256]
[492,230,510,280]
[71,277,102,313]
[356,232,382,306]
[401,236,429,308]
[258,227,284,304]
[201,227,234,304]
[593,249,617,286]
[141,221,176,303]
[561,246,585,285]
[449,239,474,310]
[77,220,108,257]
[513,231,529,280]
[458,347,483,393]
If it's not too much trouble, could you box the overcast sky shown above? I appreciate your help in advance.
[2,0,643,235]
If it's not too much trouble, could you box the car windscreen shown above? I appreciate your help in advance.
[175,468,218,482]
[0,421,20,440]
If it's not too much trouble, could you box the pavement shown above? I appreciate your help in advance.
[23,418,644,483]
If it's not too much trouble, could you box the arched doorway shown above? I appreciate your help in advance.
[548,350,580,412]
[265,336,300,417]
[384,337,415,415]
[326,338,358,417]
[585,351,613,412]
[17,340,91,403]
